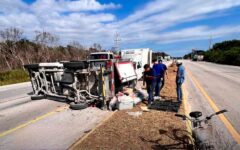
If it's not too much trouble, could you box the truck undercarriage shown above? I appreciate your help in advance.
[24,59,137,110]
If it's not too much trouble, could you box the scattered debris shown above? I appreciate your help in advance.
[73,63,188,150]
[110,88,144,110]
[140,106,150,112]
[126,111,143,117]
[109,96,117,110]
[135,88,148,99]
[117,95,134,110]
[123,87,134,96]
[133,97,141,105]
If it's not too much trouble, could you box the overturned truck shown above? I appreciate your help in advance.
[24,59,137,110]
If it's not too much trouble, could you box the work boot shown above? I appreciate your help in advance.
[177,99,182,103]
[147,101,153,108]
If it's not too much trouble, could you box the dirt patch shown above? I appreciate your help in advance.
[73,64,189,150]
[161,63,178,100]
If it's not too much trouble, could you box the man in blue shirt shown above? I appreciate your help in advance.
[176,61,185,102]
[158,59,168,91]
[143,64,156,105]
[152,59,164,98]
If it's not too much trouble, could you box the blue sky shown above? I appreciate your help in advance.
[1,0,240,56]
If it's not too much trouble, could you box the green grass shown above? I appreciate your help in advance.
[0,69,29,86]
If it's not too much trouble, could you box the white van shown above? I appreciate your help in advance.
[121,48,152,80]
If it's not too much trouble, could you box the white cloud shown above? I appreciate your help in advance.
[64,0,121,11]
[0,0,240,49]
[31,0,121,14]
[117,0,240,46]
[0,0,28,14]
[0,0,119,46]
[150,25,240,44]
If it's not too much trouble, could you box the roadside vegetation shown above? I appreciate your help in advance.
[0,69,29,86]
[204,40,240,66]
[0,27,101,86]
[0,27,101,73]
[184,40,240,66]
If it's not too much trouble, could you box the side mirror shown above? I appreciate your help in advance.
[137,64,141,69]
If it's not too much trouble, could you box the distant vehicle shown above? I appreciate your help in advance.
[157,56,164,62]
[120,48,152,79]
[164,56,171,61]
[193,54,204,61]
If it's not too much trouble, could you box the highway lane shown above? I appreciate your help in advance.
[184,60,240,149]
[0,82,32,102]
[0,104,111,150]
[0,82,32,110]
[0,82,112,149]
[0,99,66,133]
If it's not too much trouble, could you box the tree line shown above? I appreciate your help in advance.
[0,27,102,72]
[184,40,240,66]
[204,40,240,65]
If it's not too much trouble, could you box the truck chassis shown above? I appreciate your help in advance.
[24,60,137,109]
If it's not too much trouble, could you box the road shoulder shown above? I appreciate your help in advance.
[71,63,189,149]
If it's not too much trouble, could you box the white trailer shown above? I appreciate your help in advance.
[120,48,152,80]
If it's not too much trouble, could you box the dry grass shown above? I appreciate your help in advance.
[0,69,29,86]
[73,64,189,150]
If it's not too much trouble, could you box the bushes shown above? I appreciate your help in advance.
[224,47,240,65]
[204,40,240,66]
[0,69,29,86]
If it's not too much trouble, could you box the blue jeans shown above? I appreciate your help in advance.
[155,78,162,96]
[176,83,182,101]
[176,78,184,101]
[160,77,165,90]
[147,82,156,104]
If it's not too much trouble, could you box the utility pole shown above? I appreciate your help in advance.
[192,49,195,59]
[113,32,121,51]
[209,36,212,50]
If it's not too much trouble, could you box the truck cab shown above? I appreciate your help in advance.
[89,52,114,60]
[120,48,152,80]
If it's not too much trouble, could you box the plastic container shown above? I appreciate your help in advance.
[117,100,134,110]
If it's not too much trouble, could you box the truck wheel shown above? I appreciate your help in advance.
[24,64,39,70]
[69,102,88,110]
[63,61,88,70]
[31,95,45,100]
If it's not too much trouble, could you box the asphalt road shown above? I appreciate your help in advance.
[184,60,240,150]
[0,82,32,101]
[0,82,112,150]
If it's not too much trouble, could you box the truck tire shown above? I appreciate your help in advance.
[69,102,88,110]
[24,64,39,70]
[31,95,45,100]
[63,61,88,70]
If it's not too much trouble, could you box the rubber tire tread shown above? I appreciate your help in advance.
[31,95,45,100]
[69,102,88,110]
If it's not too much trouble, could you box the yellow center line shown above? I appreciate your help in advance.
[186,67,240,144]
[0,105,68,138]
[182,85,192,135]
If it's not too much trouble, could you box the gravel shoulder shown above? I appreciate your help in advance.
[72,64,188,150]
